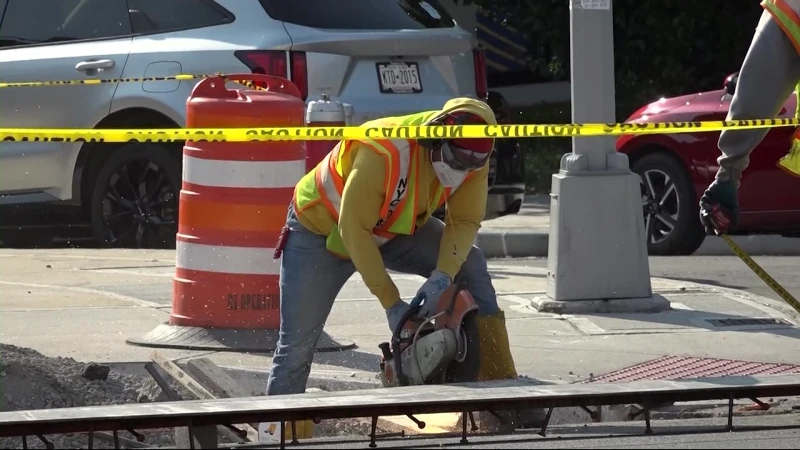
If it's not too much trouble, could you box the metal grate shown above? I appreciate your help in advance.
[707,318,791,327]
[583,356,800,384]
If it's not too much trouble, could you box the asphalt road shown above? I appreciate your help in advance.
[266,415,800,449]
[493,256,800,308]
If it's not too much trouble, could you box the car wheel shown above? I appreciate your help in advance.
[89,143,181,249]
[631,152,705,256]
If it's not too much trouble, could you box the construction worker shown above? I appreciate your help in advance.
[700,0,800,233]
[266,97,518,399]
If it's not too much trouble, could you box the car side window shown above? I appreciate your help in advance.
[0,0,131,48]
[126,0,233,35]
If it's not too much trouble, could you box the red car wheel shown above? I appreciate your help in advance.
[632,152,706,255]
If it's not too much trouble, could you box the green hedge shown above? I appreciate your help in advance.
[476,1,766,194]
[513,101,572,194]
[472,1,762,122]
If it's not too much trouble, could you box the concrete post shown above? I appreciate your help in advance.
[531,0,670,314]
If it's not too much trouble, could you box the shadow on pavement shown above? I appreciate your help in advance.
[661,276,750,291]
[314,348,382,373]
[488,269,546,279]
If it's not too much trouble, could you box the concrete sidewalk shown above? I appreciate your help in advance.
[478,195,800,258]
[1,248,799,377]
[0,249,799,438]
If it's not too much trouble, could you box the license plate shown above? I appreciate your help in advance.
[376,62,422,94]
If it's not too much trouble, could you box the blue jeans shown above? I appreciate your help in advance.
[266,206,498,396]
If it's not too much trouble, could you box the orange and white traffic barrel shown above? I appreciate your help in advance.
[174,74,304,331]
[128,75,354,356]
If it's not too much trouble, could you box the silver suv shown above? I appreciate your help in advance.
[0,0,508,248]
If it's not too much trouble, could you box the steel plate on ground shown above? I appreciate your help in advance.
[583,356,800,383]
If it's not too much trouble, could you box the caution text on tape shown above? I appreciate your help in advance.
[0,119,799,143]
[0,73,237,89]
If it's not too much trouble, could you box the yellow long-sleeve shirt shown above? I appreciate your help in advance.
[296,142,488,309]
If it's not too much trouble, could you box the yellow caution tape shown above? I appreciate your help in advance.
[720,235,800,314]
[0,73,241,89]
[1,119,800,143]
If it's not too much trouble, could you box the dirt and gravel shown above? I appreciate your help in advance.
[0,344,174,449]
[0,344,389,449]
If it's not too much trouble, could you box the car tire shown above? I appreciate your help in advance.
[89,143,181,249]
[631,152,705,256]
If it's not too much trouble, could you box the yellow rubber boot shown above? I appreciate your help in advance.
[476,309,518,381]
[473,310,525,433]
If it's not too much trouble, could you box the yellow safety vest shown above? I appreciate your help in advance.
[763,0,800,175]
[293,110,471,259]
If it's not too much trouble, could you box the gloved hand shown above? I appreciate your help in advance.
[385,300,411,332]
[415,270,452,318]
[699,179,739,235]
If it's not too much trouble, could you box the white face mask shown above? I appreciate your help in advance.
[431,159,468,188]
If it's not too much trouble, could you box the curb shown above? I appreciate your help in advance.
[107,361,382,395]
[217,365,383,395]
[477,230,800,258]
[476,230,549,259]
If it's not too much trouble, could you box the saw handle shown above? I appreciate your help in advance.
[445,276,470,314]
[409,292,427,308]
[378,342,392,361]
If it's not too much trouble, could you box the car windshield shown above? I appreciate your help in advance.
[259,0,455,30]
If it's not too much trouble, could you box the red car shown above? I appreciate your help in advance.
[616,73,800,256]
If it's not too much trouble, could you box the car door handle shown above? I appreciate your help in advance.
[75,59,115,72]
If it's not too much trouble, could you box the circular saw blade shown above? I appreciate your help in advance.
[444,311,481,383]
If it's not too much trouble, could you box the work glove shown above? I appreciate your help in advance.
[699,179,739,235]
[414,270,452,319]
[385,300,411,333]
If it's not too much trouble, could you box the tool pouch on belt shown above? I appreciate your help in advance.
[273,225,290,259]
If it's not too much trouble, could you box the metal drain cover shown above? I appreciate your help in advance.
[583,356,800,383]
[707,318,791,327]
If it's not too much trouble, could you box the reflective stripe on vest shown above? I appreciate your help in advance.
[782,84,800,176]
[316,139,405,222]
[293,111,473,258]
[763,0,800,53]
[318,138,411,257]
[761,0,800,176]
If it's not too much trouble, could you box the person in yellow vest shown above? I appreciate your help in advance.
[266,97,518,399]
[700,0,800,234]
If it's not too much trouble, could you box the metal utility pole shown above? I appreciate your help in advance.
[532,0,669,314]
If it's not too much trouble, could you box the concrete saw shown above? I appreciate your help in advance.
[378,277,481,387]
